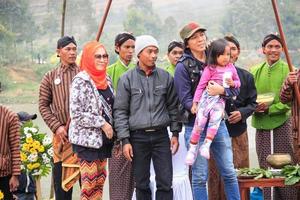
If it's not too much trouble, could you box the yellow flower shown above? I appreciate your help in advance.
[21,152,27,162]
[32,163,40,169]
[38,145,45,153]
[26,137,33,144]
[0,190,4,200]
[33,141,41,147]
[22,143,30,152]
[27,163,33,170]
[29,148,37,154]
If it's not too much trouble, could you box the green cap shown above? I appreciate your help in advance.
[180,22,206,40]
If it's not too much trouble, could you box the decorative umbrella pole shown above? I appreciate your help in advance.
[96,0,113,41]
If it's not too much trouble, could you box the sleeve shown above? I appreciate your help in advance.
[193,67,211,102]
[8,113,21,176]
[166,75,182,134]
[231,65,241,88]
[113,76,131,141]
[174,62,194,110]
[38,73,62,133]
[70,78,106,128]
[238,73,257,122]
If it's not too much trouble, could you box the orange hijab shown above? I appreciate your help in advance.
[80,41,108,90]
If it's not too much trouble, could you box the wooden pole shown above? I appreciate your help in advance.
[271,0,300,106]
[95,0,112,41]
[61,0,67,37]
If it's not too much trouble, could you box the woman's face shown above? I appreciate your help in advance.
[187,31,206,53]
[168,46,183,66]
[227,41,240,63]
[94,47,109,70]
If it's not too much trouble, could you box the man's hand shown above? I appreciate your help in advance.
[101,122,113,139]
[207,81,225,96]
[9,175,19,192]
[123,143,133,161]
[170,136,179,155]
[55,126,68,144]
[228,111,242,124]
[255,102,269,113]
[287,70,298,86]
[191,102,198,114]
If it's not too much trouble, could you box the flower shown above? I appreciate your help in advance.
[20,121,53,177]
[0,190,3,200]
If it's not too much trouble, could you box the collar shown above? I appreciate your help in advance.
[60,63,77,73]
[118,58,131,69]
[136,64,157,76]
[266,59,280,68]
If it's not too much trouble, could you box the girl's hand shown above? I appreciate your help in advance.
[191,102,198,114]
[207,81,225,96]
[225,78,235,87]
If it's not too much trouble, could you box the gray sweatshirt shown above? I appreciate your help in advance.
[113,66,181,143]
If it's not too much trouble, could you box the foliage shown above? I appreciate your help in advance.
[20,121,53,177]
[281,164,300,185]
[238,167,273,179]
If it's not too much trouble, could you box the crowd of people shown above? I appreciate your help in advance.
[1,21,300,200]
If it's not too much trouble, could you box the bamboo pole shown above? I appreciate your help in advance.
[61,0,67,37]
[95,0,112,41]
[271,0,300,106]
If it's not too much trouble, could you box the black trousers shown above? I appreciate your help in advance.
[53,162,73,200]
[131,128,173,200]
[0,176,13,200]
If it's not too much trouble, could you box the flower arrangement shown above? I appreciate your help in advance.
[0,190,3,200]
[20,121,53,177]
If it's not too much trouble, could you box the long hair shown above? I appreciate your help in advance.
[206,38,228,66]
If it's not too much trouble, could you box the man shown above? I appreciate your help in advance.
[250,33,298,200]
[39,36,79,199]
[208,35,257,200]
[165,41,184,76]
[107,32,136,200]
[174,22,240,200]
[0,105,21,200]
[114,35,180,200]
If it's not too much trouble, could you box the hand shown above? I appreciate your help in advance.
[191,102,198,114]
[228,111,242,124]
[207,81,225,96]
[55,126,68,144]
[123,144,133,161]
[113,144,122,157]
[225,78,235,87]
[255,102,269,113]
[101,122,113,139]
[287,70,298,86]
[9,175,19,192]
[170,136,179,155]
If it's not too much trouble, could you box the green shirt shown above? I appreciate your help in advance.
[165,63,176,77]
[250,59,291,130]
[107,58,135,90]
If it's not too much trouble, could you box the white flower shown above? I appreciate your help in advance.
[42,153,48,159]
[32,169,41,176]
[28,153,38,162]
[42,136,52,145]
[24,127,30,134]
[47,148,54,157]
[21,165,25,170]
[43,158,50,164]
[30,128,38,133]
[26,133,32,138]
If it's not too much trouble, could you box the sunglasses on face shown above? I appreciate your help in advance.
[94,54,109,60]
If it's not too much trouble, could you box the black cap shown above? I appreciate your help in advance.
[262,33,282,47]
[114,32,135,54]
[17,112,37,122]
[57,36,77,49]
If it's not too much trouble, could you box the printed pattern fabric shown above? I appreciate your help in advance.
[80,159,107,200]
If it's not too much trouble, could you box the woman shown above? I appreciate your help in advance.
[174,22,240,200]
[69,41,114,200]
[165,41,184,76]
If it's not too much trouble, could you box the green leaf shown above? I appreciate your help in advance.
[285,176,300,185]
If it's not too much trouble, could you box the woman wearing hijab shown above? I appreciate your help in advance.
[69,41,114,200]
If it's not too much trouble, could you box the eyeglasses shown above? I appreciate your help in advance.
[94,54,109,60]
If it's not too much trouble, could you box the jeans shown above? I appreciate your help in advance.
[131,128,173,200]
[185,121,240,200]
[15,193,35,200]
[53,162,73,200]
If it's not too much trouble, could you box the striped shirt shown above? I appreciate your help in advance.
[39,63,79,162]
[0,105,21,177]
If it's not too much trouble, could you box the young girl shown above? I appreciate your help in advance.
[185,38,240,165]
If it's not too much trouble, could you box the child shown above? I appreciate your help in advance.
[185,38,240,164]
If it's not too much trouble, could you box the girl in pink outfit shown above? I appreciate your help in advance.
[185,38,240,165]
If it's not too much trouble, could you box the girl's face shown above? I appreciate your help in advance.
[216,45,231,67]
[186,31,206,53]
[168,46,184,66]
[94,47,109,70]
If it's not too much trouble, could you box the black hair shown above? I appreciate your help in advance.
[207,38,228,66]
[262,33,282,47]
[167,41,184,53]
[224,35,240,50]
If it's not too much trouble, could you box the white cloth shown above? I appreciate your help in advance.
[132,128,193,200]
